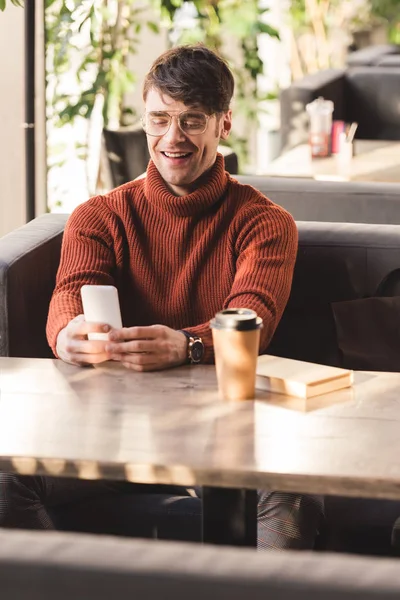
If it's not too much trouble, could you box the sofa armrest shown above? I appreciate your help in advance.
[346,44,400,67]
[0,213,68,358]
[280,69,346,150]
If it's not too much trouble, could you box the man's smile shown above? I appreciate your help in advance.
[160,150,194,164]
[162,151,192,158]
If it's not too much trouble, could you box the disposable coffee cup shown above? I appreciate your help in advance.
[210,308,263,401]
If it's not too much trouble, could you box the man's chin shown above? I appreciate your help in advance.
[159,169,196,188]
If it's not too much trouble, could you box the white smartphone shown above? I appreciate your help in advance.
[81,284,123,341]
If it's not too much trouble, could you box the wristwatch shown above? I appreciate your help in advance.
[179,330,204,364]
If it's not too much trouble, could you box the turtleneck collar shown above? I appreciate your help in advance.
[143,153,229,217]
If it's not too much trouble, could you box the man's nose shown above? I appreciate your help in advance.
[163,116,187,143]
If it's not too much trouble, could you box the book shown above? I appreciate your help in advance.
[256,355,353,399]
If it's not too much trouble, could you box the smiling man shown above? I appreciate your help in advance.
[0,45,323,550]
[142,89,231,196]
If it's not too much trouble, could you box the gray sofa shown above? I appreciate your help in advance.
[235,176,400,224]
[280,65,400,149]
[2,529,400,600]
[2,208,400,554]
[2,203,400,367]
[346,44,400,67]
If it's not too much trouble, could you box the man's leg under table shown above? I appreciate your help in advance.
[0,473,201,541]
[202,487,258,546]
[202,486,324,550]
[0,474,324,548]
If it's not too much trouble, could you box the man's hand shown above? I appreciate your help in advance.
[106,324,188,371]
[56,315,111,366]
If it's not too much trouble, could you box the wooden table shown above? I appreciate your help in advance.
[261,140,400,183]
[2,357,400,546]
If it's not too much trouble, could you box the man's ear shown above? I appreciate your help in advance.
[220,110,232,140]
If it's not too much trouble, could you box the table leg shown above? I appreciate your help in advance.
[202,486,257,547]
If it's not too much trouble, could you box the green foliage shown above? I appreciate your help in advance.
[287,0,400,77]
[289,0,400,49]
[46,0,158,129]
[45,0,278,185]
[370,0,400,42]
[0,0,23,11]
[370,0,400,22]
[159,0,279,166]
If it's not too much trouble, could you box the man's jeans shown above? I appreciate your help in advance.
[0,474,324,550]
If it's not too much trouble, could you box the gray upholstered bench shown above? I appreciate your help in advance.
[2,529,400,600]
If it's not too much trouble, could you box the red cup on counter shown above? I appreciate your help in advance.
[331,120,346,154]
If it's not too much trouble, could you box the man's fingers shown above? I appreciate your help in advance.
[57,346,109,366]
[106,339,157,354]
[109,325,163,341]
[69,317,112,338]
[57,317,114,367]
[65,339,109,356]
[114,351,160,366]
[72,314,85,322]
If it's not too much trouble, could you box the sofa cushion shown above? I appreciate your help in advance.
[269,222,400,369]
[234,176,400,224]
[346,44,400,67]
[376,55,400,68]
[346,68,400,139]
[2,530,400,600]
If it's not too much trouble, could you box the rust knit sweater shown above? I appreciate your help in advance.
[46,154,298,362]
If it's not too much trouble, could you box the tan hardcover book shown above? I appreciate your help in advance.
[256,355,353,399]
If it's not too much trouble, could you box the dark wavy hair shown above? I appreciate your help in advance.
[143,44,234,114]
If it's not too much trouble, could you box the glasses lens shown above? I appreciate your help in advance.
[142,111,209,136]
[143,112,171,136]
[179,111,208,134]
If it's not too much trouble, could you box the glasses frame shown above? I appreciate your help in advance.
[141,110,214,137]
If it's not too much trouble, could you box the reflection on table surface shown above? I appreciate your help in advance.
[1,357,400,500]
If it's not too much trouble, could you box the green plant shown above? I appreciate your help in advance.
[288,0,348,78]
[369,0,400,43]
[45,0,279,202]
[46,0,161,130]
[157,0,279,169]
[288,0,400,79]
[0,0,23,10]
[46,0,164,196]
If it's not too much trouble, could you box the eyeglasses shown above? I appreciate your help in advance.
[141,110,213,137]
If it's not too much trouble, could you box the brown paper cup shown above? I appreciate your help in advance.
[210,309,263,401]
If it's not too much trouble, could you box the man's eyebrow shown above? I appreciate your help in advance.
[148,107,205,115]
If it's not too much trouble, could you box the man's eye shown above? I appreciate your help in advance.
[182,118,203,128]
[151,118,169,126]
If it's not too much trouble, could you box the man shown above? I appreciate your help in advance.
[0,45,323,549]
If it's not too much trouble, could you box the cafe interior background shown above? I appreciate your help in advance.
[0,0,399,237]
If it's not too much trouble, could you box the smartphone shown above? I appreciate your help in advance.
[81,284,123,341]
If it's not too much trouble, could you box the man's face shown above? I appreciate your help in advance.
[144,87,232,196]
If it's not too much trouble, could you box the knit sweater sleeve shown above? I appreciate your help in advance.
[184,198,298,363]
[46,198,120,355]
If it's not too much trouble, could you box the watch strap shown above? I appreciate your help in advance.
[179,329,192,342]
[178,330,203,363]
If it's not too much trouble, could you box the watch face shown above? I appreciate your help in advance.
[191,339,204,363]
